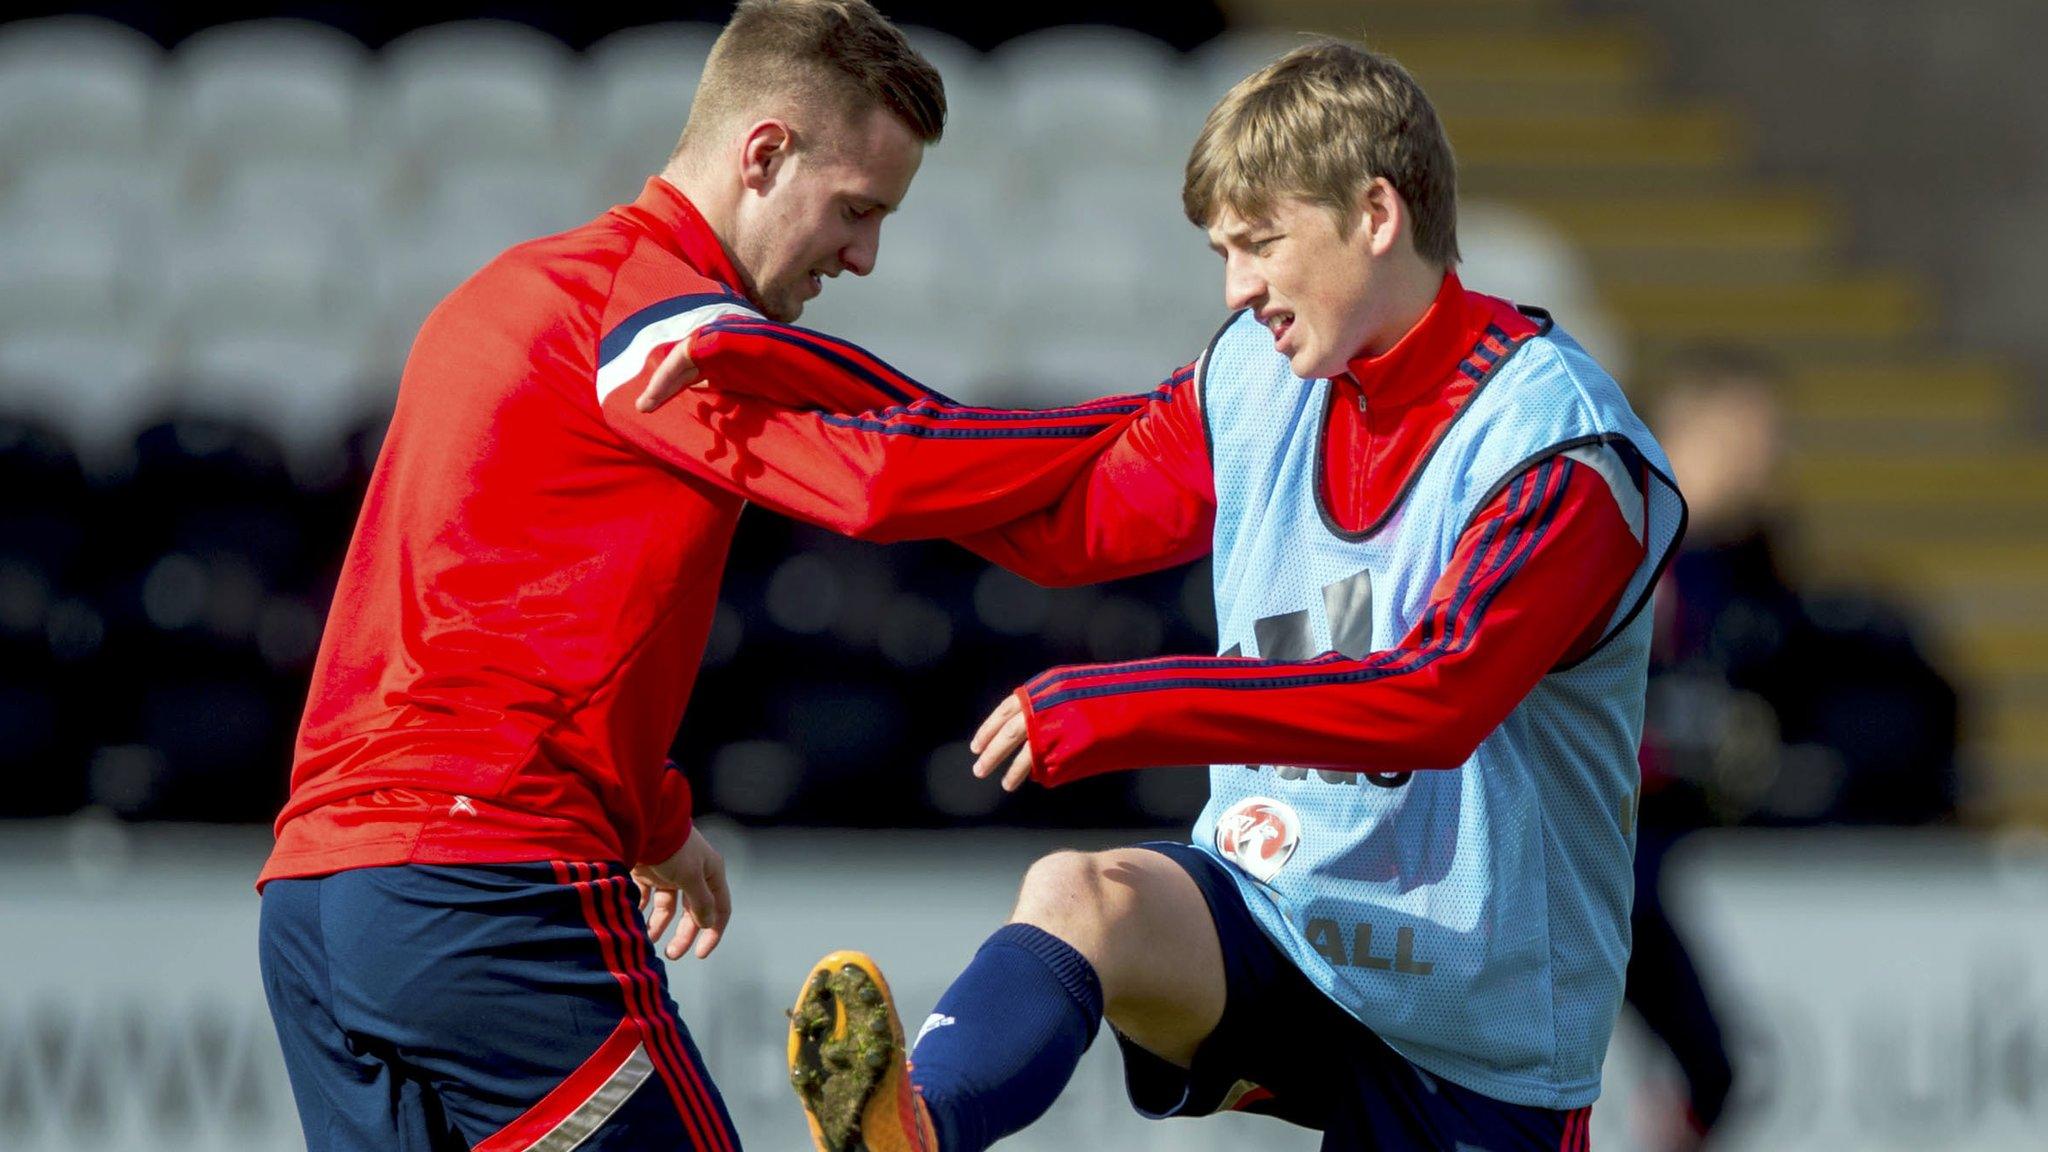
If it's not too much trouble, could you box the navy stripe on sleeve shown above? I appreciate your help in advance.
[598,292,744,367]
[1028,458,1572,710]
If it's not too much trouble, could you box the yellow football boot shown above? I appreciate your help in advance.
[787,950,940,1152]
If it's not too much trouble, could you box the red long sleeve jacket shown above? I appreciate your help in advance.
[259,179,1142,887]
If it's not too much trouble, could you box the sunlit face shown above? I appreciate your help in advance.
[729,105,924,322]
[1206,193,1384,381]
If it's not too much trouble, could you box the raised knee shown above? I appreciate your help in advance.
[1013,850,1118,932]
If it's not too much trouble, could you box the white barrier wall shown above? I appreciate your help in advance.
[1659,832,2048,1151]
[2,821,2045,1151]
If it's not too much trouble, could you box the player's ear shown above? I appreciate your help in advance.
[1359,178,1403,258]
[738,119,793,194]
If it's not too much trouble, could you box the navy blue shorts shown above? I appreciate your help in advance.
[258,860,741,1151]
[1119,842,1591,1152]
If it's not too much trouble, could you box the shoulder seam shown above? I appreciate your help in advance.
[588,233,637,407]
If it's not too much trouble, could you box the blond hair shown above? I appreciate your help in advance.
[1183,40,1459,265]
[676,0,945,157]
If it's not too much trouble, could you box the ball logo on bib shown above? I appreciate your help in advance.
[1215,797,1301,884]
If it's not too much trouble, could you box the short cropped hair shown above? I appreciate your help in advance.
[677,0,945,156]
[1183,41,1459,265]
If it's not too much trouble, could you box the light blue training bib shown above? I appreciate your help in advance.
[1190,304,1685,1109]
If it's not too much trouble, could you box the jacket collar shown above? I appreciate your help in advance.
[1339,270,1490,408]
[616,176,751,297]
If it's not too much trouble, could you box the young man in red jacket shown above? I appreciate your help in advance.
[254,4,1153,1150]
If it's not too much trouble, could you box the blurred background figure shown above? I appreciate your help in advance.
[1629,347,1969,1149]
[1649,348,1961,829]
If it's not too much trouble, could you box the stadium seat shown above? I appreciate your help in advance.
[380,21,575,165]
[0,327,168,474]
[373,227,490,342]
[178,331,382,485]
[206,156,388,237]
[1007,325,1201,406]
[0,159,181,340]
[898,26,986,106]
[164,202,371,345]
[0,17,159,161]
[0,196,137,334]
[2,153,183,233]
[1002,166,1222,401]
[583,23,720,178]
[417,161,611,239]
[167,20,367,162]
[1189,29,1307,107]
[992,28,1193,183]
[897,27,1009,168]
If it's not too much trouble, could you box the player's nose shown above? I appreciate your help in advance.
[1223,256,1264,312]
[841,235,877,277]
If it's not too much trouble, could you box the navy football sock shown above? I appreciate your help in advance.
[909,923,1104,1152]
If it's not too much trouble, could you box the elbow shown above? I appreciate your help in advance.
[967,542,1095,588]
[1434,734,1485,771]
[1430,712,1506,769]
[836,487,919,544]
[1388,713,1492,772]
[843,515,905,544]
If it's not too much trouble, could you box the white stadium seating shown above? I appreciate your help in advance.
[899,26,1010,168]
[1459,199,1630,377]
[177,329,383,479]
[583,23,720,177]
[0,18,1614,425]
[0,17,159,162]
[380,21,575,166]
[0,324,167,470]
[168,20,367,162]
[994,27,1194,182]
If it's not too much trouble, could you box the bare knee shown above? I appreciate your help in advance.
[1010,850,1125,958]
[1009,849,1226,1058]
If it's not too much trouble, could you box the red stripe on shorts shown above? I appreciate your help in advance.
[565,862,721,1151]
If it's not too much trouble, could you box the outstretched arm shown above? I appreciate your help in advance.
[608,304,1217,576]
[971,450,1651,788]
[597,304,1145,542]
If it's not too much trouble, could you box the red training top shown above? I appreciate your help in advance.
[259,178,1141,887]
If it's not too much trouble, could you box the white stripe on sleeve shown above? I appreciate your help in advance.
[595,302,762,404]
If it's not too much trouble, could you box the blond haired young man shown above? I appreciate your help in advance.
[254,3,1171,1149]
[695,41,1686,1152]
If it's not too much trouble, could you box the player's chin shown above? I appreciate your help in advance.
[1291,345,1342,381]
[761,293,804,323]
[769,272,828,321]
